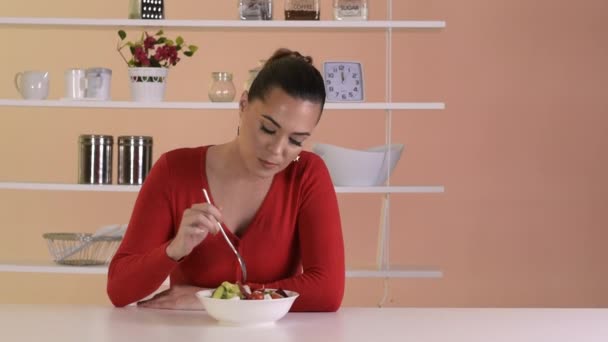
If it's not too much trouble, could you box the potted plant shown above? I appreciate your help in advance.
[117,30,198,101]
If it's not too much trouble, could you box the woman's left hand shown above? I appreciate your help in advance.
[137,285,205,310]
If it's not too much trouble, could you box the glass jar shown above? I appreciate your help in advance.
[244,59,266,91]
[128,0,141,19]
[239,0,273,20]
[284,0,320,20]
[333,0,367,20]
[208,72,236,102]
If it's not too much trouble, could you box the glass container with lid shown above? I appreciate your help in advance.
[244,59,267,91]
[208,72,236,102]
[333,0,367,20]
[84,67,112,100]
[239,0,273,20]
[284,0,320,20]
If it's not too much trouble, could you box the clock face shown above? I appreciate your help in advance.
[323,61,364,102]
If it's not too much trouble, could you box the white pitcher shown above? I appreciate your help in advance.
[14,70,49,100]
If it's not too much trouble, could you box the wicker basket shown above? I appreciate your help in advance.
[42,233,122,266]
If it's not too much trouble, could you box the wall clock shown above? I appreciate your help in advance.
[323,61,364,102]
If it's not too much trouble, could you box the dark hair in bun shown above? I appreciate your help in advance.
[248,48,326,115]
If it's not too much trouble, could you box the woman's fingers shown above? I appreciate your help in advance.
[187,209,220,235]
[167,202,223,260]
[137,289,170,306]
[191,203,224,223]
[137,287,204,310]
[137,298,167,309]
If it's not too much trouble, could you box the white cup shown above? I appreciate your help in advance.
[14,71,50,100]
[64,68,87,99]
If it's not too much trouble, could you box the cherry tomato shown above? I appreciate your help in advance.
[250,291,264,300]
[270,292,284,299]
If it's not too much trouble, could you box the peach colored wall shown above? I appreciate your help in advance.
[1,0,607,307]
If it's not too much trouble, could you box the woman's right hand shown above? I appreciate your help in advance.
[165,203,222,261]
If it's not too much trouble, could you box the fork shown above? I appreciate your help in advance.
[202,188,248,283]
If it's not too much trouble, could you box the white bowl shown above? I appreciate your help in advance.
[312,143,405,186]
[196,289,299,326]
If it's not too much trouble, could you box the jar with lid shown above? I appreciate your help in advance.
[284,0,320,20]
[333,0,367,20]
[84,67,112,100]
[208,72,236,102]
[239,0,273,20]
[78,134,113,185]
[244,59,267,91]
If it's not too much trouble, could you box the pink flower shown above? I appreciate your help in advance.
[133,46,150,67]
[143,35,156,51]
[154,45,169,62]
[168,46,179,66]
[117,30,198,68]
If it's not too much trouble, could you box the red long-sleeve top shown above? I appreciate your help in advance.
[107,146,345,311]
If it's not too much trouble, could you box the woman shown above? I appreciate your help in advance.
[107,48,345,312]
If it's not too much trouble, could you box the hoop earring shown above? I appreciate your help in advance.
[293,155,300,162]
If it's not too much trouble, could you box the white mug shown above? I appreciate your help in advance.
[64,68,87,99]
[14,71,49,100]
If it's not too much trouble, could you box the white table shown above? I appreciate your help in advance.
[1,305,607,342]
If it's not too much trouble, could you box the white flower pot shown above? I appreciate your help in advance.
[128,67,168,102]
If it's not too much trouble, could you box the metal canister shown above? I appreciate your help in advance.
[78,135,113,184]
[118,136,153,185]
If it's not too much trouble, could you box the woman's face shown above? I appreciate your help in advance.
[238,87,322,179]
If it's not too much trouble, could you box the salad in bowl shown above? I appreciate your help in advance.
[196,281,299,326]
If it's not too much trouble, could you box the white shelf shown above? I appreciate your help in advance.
[0,17,446,29]
[0,182,444,194]
[0,183,141,192]
[346,266,443,278]
[337,186,444,193]
[0,99,445,110]
[0,262,108,275]
[0,262,442,278]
